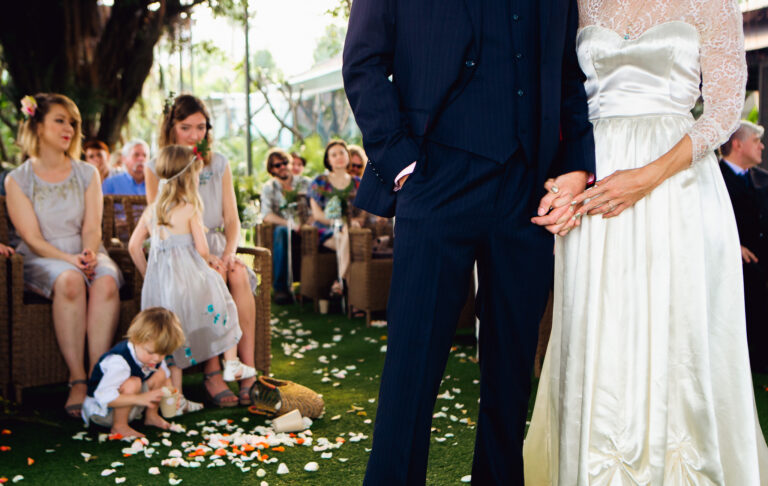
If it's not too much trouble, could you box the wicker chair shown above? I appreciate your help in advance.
[347,228,393,325]
[232,246,272,374]
[299,225,338,310]
[0,196,11,398]
[8,199,143,403]
[254,222,274,253]
[103,194,147,247]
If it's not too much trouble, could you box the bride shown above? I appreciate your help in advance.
[527,0,768,483]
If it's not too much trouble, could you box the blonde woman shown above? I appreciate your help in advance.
[5,93,123,418]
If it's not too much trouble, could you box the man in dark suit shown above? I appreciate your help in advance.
[343,1,595,484]
[720,120,768,373]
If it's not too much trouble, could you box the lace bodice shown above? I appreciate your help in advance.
[578,0,747,162]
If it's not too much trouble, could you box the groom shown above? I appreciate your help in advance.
[343,0,594,484]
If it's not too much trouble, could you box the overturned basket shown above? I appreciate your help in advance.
[249,376,325,419]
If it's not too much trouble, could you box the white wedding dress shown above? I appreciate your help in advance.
[524,0,768,484]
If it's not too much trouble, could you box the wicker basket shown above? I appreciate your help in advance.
[249,376,325,418]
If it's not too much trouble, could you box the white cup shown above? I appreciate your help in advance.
[159,388,178,418]
[318,299,329,314]
[272,409,306,433]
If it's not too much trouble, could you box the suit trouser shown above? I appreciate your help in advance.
[743,261,768,372]
[363,141,554,486]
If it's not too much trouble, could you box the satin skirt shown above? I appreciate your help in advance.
[523,114,768,485]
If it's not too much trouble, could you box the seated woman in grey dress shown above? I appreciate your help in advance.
[145,94,257,407]
[4,93,123,418]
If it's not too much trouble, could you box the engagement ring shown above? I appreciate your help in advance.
[551,185,560,194]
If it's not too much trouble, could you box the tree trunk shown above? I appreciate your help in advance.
[0,0,205,150]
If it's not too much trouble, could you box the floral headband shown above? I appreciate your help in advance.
[20,95,37,119]
[162,142,207,183]
[162,156,198,183]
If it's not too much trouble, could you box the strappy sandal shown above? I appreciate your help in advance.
[239,379,255,406]
[203,370,238,408]
[65,379,88,418]
[175,395,204,416]
[222,360,257,382]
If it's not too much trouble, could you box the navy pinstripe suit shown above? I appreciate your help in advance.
[343,0,595,484]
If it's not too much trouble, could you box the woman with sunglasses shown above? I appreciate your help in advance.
[347,144,368,178]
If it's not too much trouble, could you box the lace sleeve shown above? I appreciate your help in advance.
[688,0,746,163]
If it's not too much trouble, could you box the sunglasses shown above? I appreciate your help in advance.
[350,163,364,169]
[270,161,288,169]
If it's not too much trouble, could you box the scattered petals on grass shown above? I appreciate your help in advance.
[25,458,33,466]
[148,467,161,475]
[276,463,289,474]
[114,478,126,484]
[1,430,10,435]
[100,469,116,477]
[304,461,319,472]
[461,475,472,483]
[0,477,7,483]
[0,446,10,452]
[11,476,23,484]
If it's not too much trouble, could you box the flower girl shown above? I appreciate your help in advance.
[129,145,256,410]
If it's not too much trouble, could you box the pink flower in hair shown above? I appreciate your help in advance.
[20,96,37,119]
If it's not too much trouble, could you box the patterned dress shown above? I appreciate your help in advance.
[308,174,361,243]
[9,159,123,298]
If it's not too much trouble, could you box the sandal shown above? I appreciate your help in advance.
[239,380,254,406]
[203,370,238,408]
[175,395,204,416]
[65,379,88,418]
[222,360,257,382]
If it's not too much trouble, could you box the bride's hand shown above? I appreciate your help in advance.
[531,171,590,235]
[572,166,660,218]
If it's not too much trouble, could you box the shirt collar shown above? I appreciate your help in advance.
[723,159,749,176]
[127,341,154,376]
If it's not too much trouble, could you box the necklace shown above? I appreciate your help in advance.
[613,0,646,40]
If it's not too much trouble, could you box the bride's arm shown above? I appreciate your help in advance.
[573,0,746,219]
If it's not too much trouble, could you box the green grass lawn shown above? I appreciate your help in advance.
[2,302,768,485]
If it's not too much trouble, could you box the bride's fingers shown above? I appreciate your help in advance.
[577,194,611,215]
[603,202,627,218]
[552,191,574,209]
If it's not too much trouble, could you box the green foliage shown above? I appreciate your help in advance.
[291,133,327,177]
[326,0,353,19]
[313,25,347,64]
[748,105,759,124]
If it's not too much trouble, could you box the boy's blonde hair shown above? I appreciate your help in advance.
[17,93,83,160]
[154,145,204,228]
[126,307,185,356]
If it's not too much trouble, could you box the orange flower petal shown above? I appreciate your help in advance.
[108,433,123,441]
[1,430,10,435]
[241,444,255,452]
[335,438,346,443]
[214,448,227,456]
[296,438,305,445]
[27,457,35,466]
[0,446,11,452]
[0,476,7,483]
[271,446,285,452]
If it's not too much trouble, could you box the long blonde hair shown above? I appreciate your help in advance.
[154,145,203,228]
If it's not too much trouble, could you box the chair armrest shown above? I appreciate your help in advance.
[349,228,373,263]
[300,225,319,256]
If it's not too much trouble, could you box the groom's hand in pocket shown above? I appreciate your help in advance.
[531,170,590,235]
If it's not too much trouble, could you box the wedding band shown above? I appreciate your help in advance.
[550,185,560,194]
[607,202,616,212]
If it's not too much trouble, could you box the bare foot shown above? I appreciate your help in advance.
[144,414,171,431]
[204,373,238,406]
[64,381,87,418]
[111,424,145,439]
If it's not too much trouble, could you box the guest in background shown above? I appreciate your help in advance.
[261,148,311,304]
[102,139,148,196]
[308,140,365,294]
[5,93,123,418]
[290,152,307,177]
[347,144,367,178]
[720,120,768,373]
[83,139,115,183]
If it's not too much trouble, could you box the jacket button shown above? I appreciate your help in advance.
[517,89,524,96]
[465,59,476,68]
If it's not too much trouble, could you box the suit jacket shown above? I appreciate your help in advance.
[720,161,768,273]
[342,0,595,217]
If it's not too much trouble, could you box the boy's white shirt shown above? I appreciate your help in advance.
[81,341,170,423]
